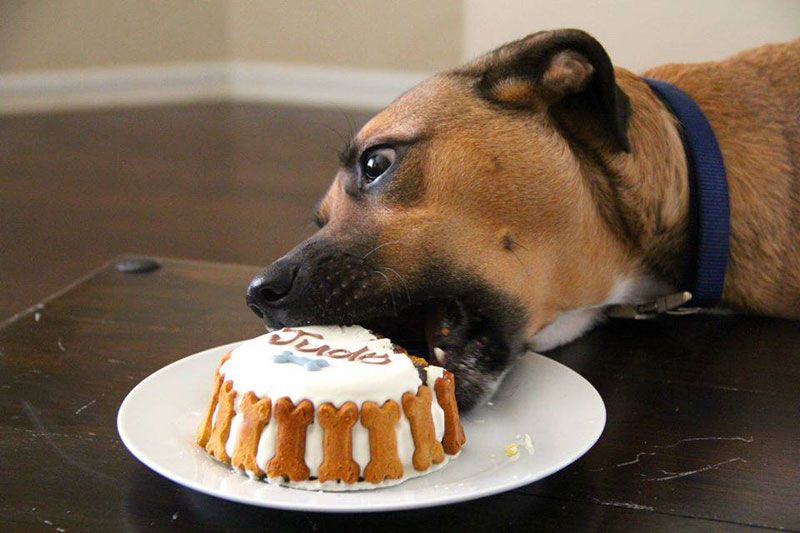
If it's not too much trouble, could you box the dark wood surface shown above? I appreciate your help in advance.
[1,256,797,532]
[0,103,373,321]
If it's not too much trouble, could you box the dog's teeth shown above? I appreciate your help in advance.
[434,347,447,365]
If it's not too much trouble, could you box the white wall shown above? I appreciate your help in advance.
[0,1,227,73]
[2,1,797,113]
[464,0,800,72]
[0,0,462,75]
[0,0,459,113]
[226,0,462,71]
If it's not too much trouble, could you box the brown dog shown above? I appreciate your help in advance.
[247,30,800,409]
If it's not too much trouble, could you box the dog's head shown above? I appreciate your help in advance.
[247,30,643,409]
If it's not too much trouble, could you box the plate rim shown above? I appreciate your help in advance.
[117,341,606,513]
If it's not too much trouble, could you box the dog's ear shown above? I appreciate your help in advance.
[477,29,631,152]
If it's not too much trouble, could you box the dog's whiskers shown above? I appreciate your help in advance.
[313,121,348,147]
[361,240,404,261]
[379,266,412,305]
[335,105,358,143]
[505,236,532,278]
[510,248,532,277]
[371,269,398,317]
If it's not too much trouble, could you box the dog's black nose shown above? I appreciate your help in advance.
[246,260,299,319]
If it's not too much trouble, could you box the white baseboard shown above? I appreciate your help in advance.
[0,63,229,114]
[229,61,429,110]
[0,61,431,114]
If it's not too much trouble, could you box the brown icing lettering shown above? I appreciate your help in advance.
[345,347,388,364]
[268,328,393,365]
[346,347,370,361]
[325,349,353,358]
[295,339,331,355]
[269,328,323,345]
[359,353,391,365]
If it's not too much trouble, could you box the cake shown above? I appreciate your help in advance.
[196,325,466,490]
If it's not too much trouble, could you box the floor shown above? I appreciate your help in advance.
[0,102,374,321]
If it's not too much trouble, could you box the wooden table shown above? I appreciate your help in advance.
[2,256,798,531]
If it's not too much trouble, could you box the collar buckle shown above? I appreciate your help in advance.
[605,291,697,320]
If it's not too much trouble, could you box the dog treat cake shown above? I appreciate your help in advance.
[196,325,465,490]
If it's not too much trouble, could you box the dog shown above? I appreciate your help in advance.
[246,29,800,410]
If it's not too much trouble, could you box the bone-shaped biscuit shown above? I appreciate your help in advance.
[205,380,237,463]
[196,352,231,447]
[360,400,403,483]
[267,398,314,481]
[402,386,445,471]
[434,370,466,454]
[317,401,360,483]
[230,391,272,477]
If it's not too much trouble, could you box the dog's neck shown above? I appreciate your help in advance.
[532,70,694,351]
[532,274,671,351]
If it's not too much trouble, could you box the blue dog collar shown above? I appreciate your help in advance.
[606,79,730,319]
[644,77,730,308]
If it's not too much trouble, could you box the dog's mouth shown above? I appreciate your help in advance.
[252,244,527,410]
[359,295,517,410]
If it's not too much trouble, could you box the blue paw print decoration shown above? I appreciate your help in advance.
[273,351,330,371]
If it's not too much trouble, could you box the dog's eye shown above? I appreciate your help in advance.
[361,147,395,185]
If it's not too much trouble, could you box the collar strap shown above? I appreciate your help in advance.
[643,77,730,307]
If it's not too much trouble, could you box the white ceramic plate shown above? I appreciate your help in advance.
[117,342,605,513]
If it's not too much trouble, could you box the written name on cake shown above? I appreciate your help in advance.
[268,328,393,365]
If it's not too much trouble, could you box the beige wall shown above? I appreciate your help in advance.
[3,1,797,77]
[0,0,462,74]
[0,0,227,73]
[464,0,800,72]
[227,0,462,71]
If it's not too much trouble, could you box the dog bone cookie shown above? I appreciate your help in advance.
[197,325,465,490]
[204,379,237,462]
[402,386,445,471]
[267,397,314,481]
[195,352,231,447]
[230,391,272,477]
[317,401,360,483]
[434,370,466,454]
[361,400,404,483]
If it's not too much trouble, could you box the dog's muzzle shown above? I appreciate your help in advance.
[246,254,300,325]
[245,236,385,330]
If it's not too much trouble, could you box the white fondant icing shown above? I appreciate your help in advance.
[432,401,445,443]
[219,326,421,406]
[426,366,446,442]
[254,416,276,472]
[351,422,370,471]
[395,413,414,468]
[225,397,242,458]
[425,365,445,388]
[304,412,324,477]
